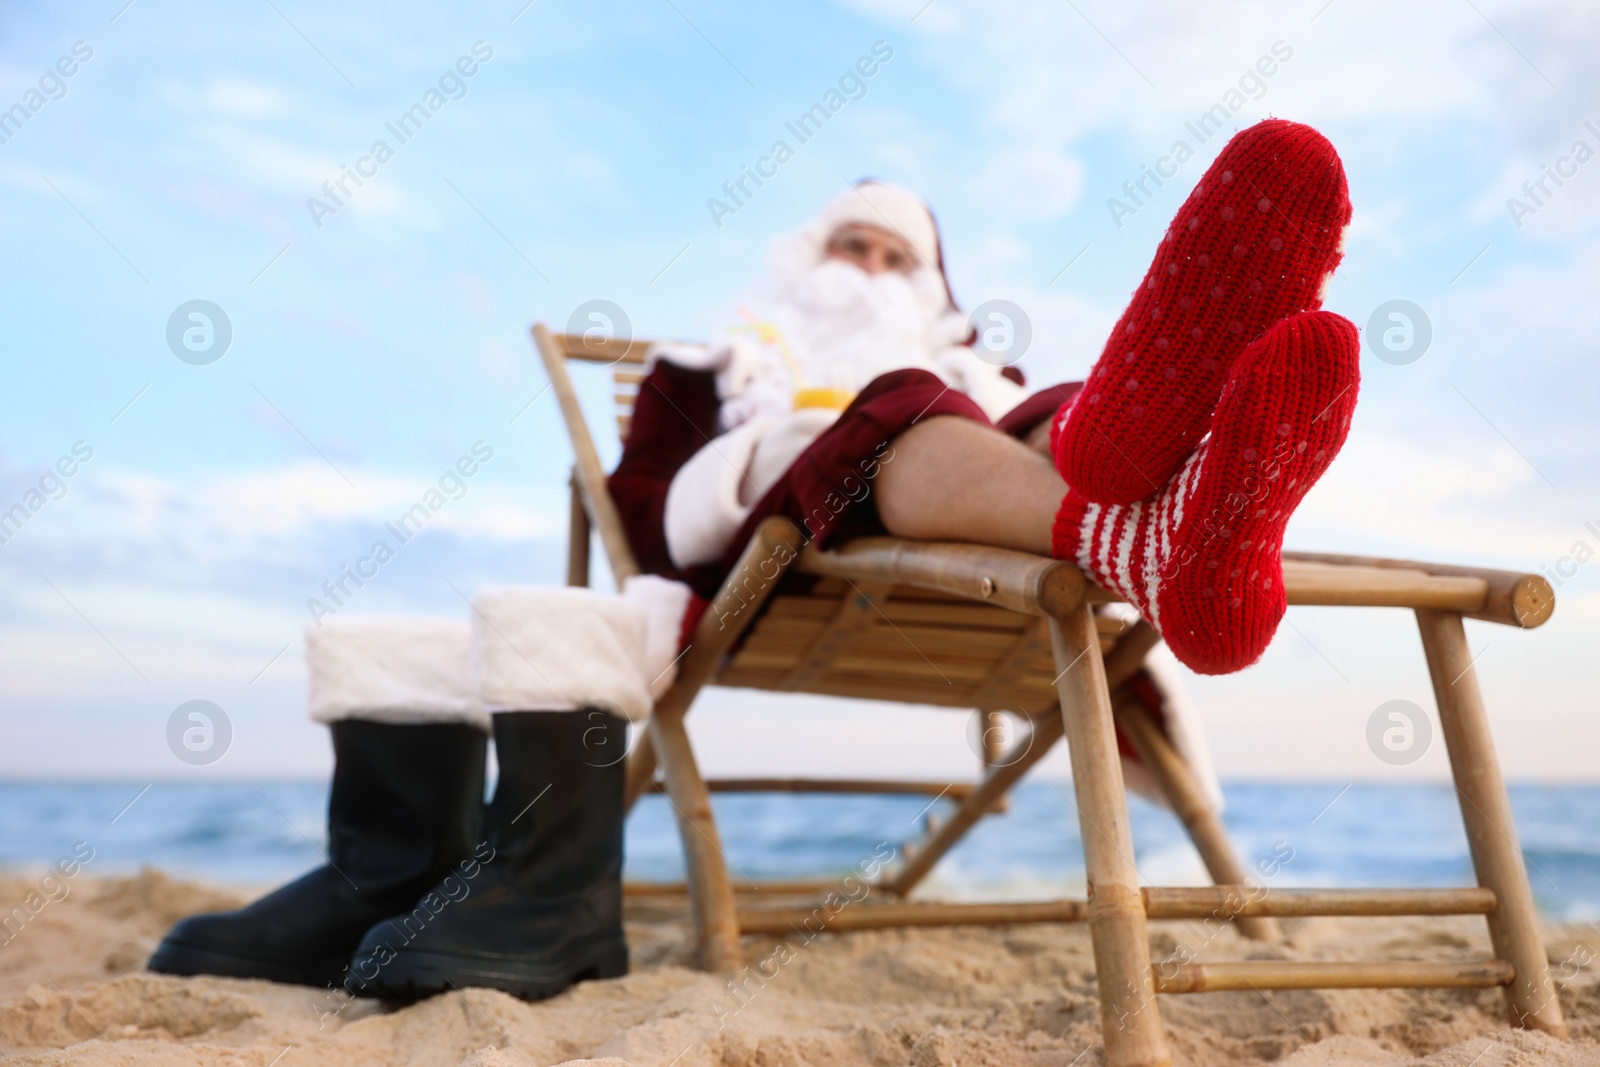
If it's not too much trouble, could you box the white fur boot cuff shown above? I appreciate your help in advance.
[471,586,655,723]
[305,616,487,731]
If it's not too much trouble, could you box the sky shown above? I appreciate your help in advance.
[1,0,1597,784]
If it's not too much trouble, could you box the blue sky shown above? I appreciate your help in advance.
[2,0,1597,781]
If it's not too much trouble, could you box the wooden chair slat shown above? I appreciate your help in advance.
[739,619,822,642]
[759,590,1092,634]
[556,333,653,365]
[732,605,1123,708]
[967,619,1053,709]
[738,629,1017,670]
[875,600,1030,631]
[783,673,986,707]
[777,581,889,691]
[762,597,842,621]
[719,662,970,702]
[834,626,1020,658]
[808,576,1005,606]
[826,655,991,683]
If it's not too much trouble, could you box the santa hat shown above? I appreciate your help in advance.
[752,177,960,313]
[804,181,941,266]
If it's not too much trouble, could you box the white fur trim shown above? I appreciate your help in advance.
[662,418,767,569]
[622,575,694,699]
[746,408,837,498]
[646,341,720,372]
[662,407,839,569]
[471,585,654,723]
[809,181,940,266]
[305,616,486,730]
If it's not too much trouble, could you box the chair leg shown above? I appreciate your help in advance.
[636,517,804,972]
[1051,606,1172,1067]
[650,705,744,972]
[1416,608,1567,1037]
[978,709,1011,814]
[1112,691,1280,942]
[566,469,590,588]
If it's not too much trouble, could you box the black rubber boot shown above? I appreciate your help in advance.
[148,720,486,987]
[348,709,629,1001]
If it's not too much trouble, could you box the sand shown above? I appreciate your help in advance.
[0,870,1596,1066]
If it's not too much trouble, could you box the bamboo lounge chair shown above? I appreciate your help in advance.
[533,322,1567,1066]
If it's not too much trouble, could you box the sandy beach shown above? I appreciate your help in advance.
[0,871,1593,1065]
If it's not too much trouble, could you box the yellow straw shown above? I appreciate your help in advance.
[731,307,805,388]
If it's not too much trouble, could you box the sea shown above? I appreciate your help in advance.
[2,781,1596,922]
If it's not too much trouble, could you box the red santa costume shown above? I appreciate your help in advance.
[614,117,1356,685]
[610,181,1074,594]
[608,179,1224,811]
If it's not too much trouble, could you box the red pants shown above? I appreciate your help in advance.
[607,363,1176,781]
[610,363,1081,601]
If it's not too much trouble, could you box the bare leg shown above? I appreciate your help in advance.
[1022,416,1053,456]
[876,416,1063,556]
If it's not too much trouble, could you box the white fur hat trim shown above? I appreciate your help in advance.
[306,615,486,730]
[808,181,939,266]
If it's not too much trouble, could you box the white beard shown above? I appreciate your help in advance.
[742,244,970,395]
[700,236,1022,431]
[657,217,1035,571]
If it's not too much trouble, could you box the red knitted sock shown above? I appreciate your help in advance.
[1054,118,1351,506]
[1052,311,1359,675]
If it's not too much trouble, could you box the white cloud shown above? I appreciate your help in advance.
[973,144,1085,219]
[154,77,296,119]
[2,460,562,598]
[0,457,567,774]
[86,460,557,553]
[201,78,294,118]
[1291,426,1550,559]
[185,126,334,192]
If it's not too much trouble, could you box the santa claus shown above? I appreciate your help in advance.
[636,179,1031,570]
[614,117,1355,681]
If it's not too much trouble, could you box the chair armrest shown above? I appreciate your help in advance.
[793,539,1551,628]
[796,537,1087,618]
[1283,552,1554,628]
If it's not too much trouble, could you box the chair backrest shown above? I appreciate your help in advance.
[539,331,653,441]
[533,325,660,584]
